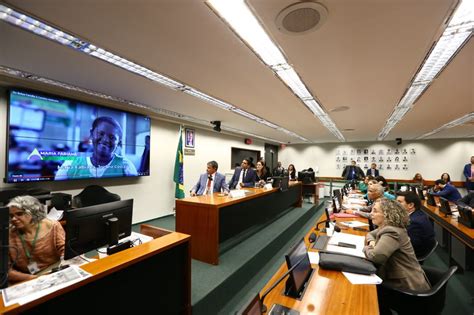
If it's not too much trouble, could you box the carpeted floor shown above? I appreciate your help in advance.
[134,201,474,315]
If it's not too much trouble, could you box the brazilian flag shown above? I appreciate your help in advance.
[173,126,185,199]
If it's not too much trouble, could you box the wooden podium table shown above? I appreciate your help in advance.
[260,213,378,315]
[176,182,302,265]
[0,230,192,315]
[422,200,474,270]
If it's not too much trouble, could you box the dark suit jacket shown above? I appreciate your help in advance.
[366,168,379,177]
[464,163,474,190]
[228,167,256,189]
[342,165,364,180]
[457,192,474,208]
[407,210,436,258]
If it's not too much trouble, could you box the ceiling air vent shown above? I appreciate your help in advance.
[276,2,328,35]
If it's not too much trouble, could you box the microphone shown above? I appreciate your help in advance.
[315,219,330,231]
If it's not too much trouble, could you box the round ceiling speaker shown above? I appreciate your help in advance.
[276,2,328,35]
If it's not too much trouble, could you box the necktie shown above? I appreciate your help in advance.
[243,169,247,180]
[206,176,212,194]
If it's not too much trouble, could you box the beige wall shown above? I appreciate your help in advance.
[0,88,264,223]
[279,140,473,182]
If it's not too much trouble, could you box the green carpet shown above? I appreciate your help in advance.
[134,200,473,315]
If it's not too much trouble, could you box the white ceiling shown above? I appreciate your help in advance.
[0,0,472,144]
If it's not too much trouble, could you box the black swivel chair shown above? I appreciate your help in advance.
[73,185,121,208]
[417,239,439,264]
[379,265,457,314]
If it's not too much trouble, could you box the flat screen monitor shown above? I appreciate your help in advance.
[426,193,436,207]
[333,189,343,209]
[64,199,133,260]
[439,197,452,215]
[415,187,425,200]
[458,205,474,228]
[0,206,8,289]
[284,237,312,299]
[332,196,341,213]
[272,176,289,191]
[297,171,315,184]
[6,89,151,183]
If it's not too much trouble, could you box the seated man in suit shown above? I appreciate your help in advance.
[396,191,435,258]
[431,179,462,202]
[228,158,256,189]
[190,160,229,196]
[366,163,380,177]
[457,191,474,210]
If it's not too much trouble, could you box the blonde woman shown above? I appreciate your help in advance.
[364,198,430,314]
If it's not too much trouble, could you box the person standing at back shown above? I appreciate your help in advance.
[273,161,285,177]
[228,158,256,189]
[463,156,474,192]
[342,160,364,181]
[190,161,229,196]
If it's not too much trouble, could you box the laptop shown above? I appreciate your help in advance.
[438,197,452,215]
[426,193,436,207]
[458,205,474,228]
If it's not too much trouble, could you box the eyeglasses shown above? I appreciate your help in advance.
[9,211,26,219]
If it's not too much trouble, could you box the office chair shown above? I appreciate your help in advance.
[417,239,438,264]
[379,265,457,315]
[73,185,121,208]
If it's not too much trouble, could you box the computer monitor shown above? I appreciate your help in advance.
[279,176,289,192]
[458,205,474,228]
[333,189,343,210]
[0,206,9,289]
[332,196,341,213]
[64,199,133,260]
[284,237,312,299]
[439,197,452,215]
[237,292,263,315]
[426,193,436,207]
[297,171,315,184]
[415,187,425,200]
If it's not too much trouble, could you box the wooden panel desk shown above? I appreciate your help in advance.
[422,200,474,270]
[176,182,302,265]
[260,214,378,315]
[301,182,320,203]
[0,231,191,315]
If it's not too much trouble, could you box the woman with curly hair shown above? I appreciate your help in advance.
[364,198,430,314]
[8,195,65,283]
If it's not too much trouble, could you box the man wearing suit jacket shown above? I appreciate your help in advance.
[228,158,256,189]
[396,191,435,258]
[366,163,380,177]
[463,156,474,192]
[342,160,364,180]
[190,161,229,196]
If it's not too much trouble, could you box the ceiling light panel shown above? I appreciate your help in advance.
[207,0,345,142]
[0,3,308,142]
[378,0,473,140]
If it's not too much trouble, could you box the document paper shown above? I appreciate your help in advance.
[326,232,366,258]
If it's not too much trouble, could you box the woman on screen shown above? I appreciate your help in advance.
[55,116,138,180]
[8,196,65,284]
